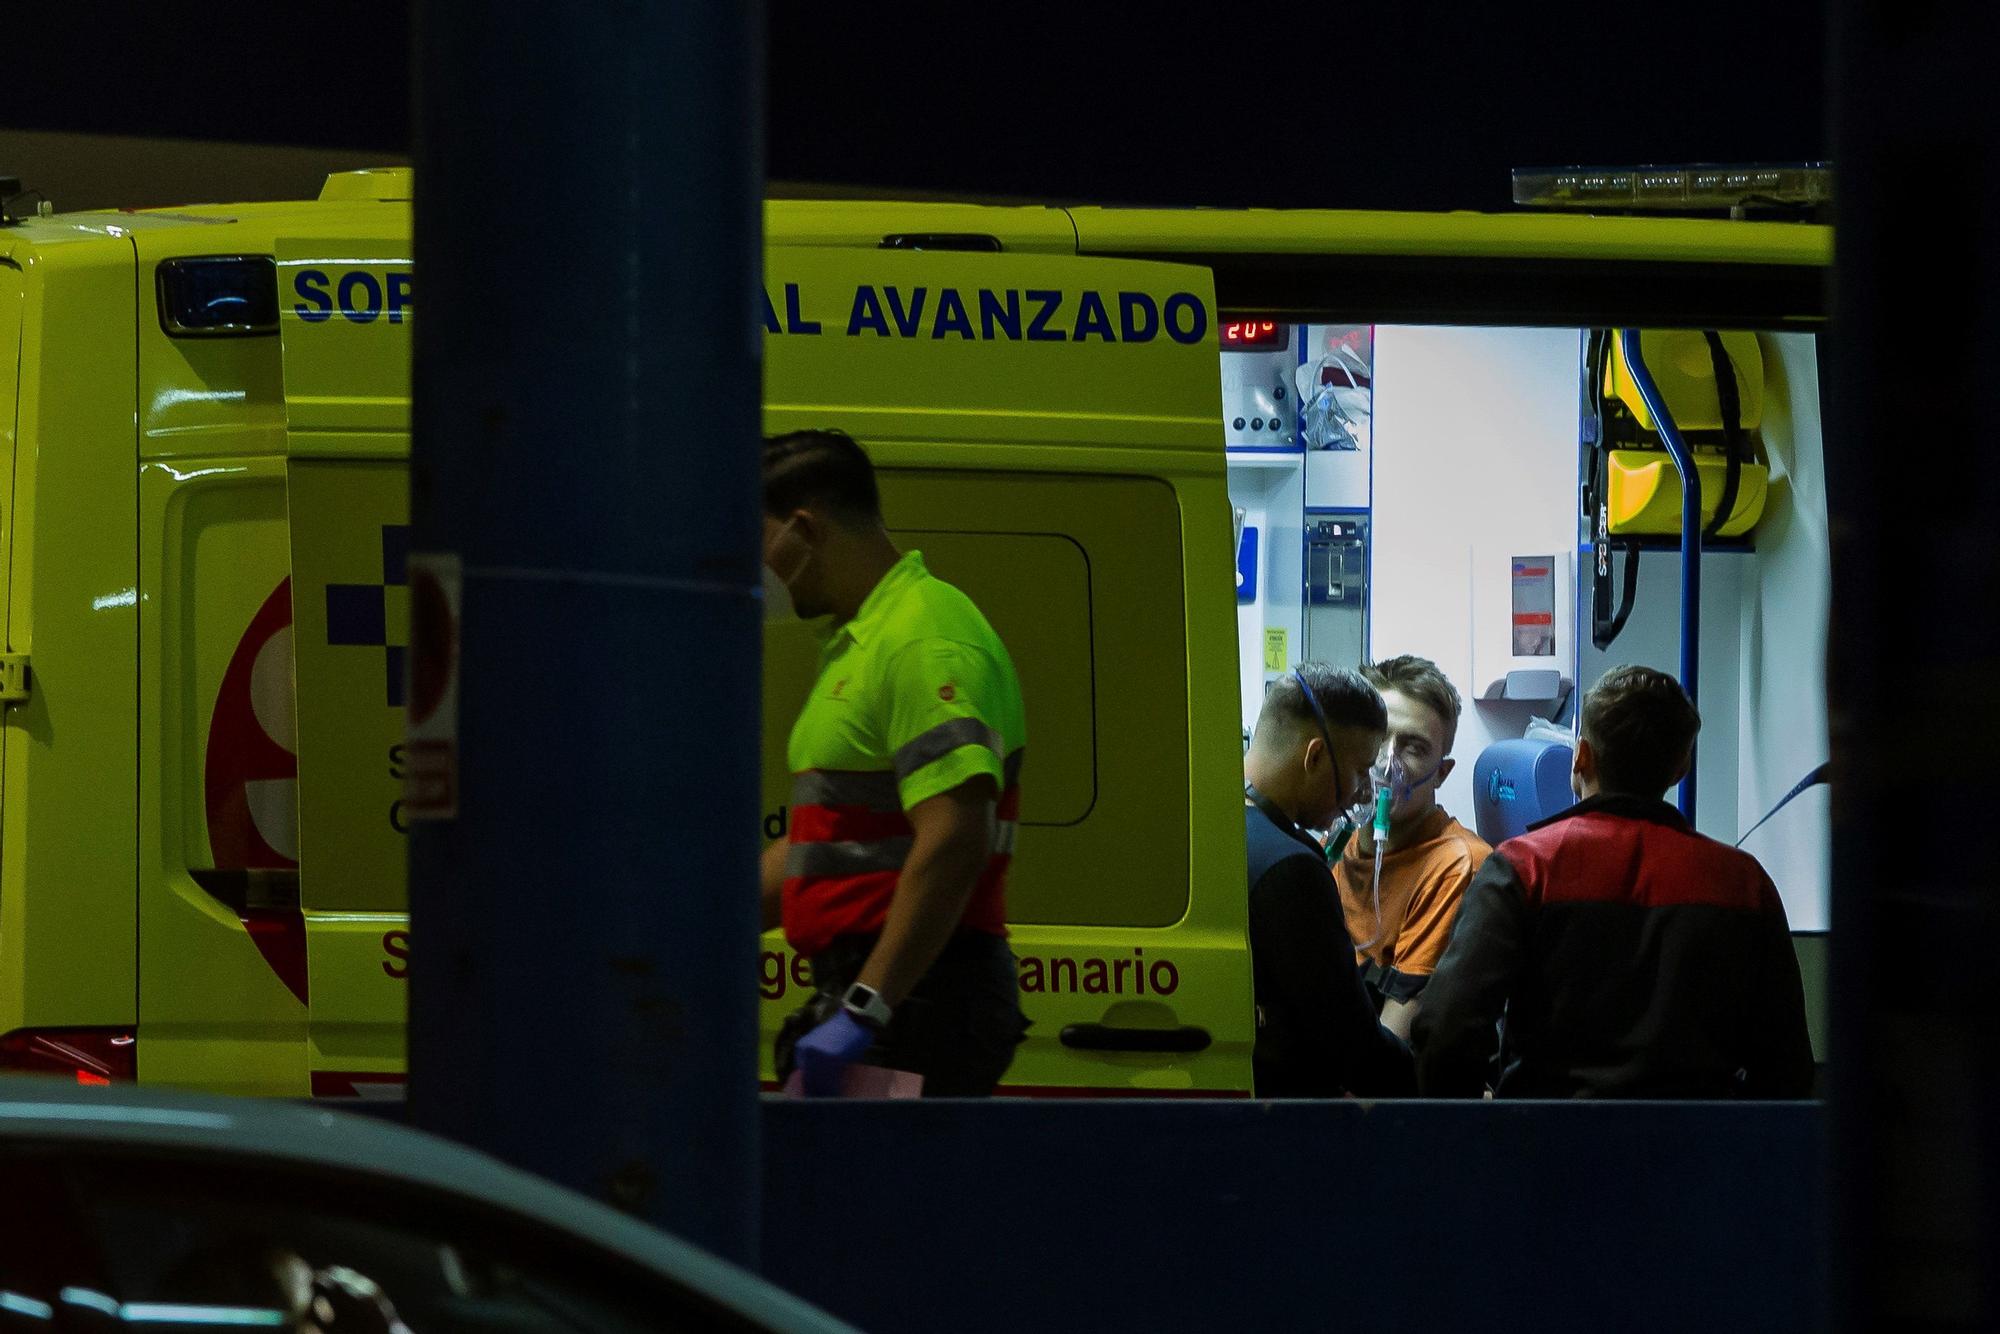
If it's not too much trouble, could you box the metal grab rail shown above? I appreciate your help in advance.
[1615,330,1702,822]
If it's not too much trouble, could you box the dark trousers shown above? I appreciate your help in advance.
[775,931,1028,1097]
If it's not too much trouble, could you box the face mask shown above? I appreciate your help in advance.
[761,562,796,622]
[761,517,810,621]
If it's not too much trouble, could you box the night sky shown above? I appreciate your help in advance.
[3,2,1828,211]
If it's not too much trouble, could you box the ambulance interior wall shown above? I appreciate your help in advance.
[1367,325,1582,828]
[1736,333,1831,932]
[1227,325,1373,737]
[1231,460,1305,733]
[1577,554,1747,837]
[1576,333,1831,933]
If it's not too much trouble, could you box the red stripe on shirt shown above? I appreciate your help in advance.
[782,782,1020,959]
[789,803,916,845]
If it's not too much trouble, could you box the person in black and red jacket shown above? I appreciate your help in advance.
[1415,665,1813,1099]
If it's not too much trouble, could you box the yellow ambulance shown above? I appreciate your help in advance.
[0,168,1831,1098]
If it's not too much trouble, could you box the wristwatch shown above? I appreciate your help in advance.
[841,982,894,1029]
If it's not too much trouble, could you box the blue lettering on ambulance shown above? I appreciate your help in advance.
[386,272,412,323]
[783,283,822,334]
[979,289,1022,340]
[847,286,891,336]
[820,285,1205,343]
[1119,292,1159,342]
[1073,290,1115,343]
[339,271,384,324]
[1025,290,1066,342]
[294,269,334,324]
[931,288,974,339]
[1164,292,1207,345]
[760,288,783,334]
[884,286,928,337]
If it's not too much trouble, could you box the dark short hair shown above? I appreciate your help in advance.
[1264,663,1386,742]
[1581,665,1702,797]
[761,428,882,523]
[1362,654,1463,754]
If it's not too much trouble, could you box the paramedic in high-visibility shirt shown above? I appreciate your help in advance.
[759,429,1029,1097]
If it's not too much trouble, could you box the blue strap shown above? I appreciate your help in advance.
[1735,763,1831,848]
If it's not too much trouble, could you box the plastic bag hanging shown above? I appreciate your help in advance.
[1296,346,1371,452]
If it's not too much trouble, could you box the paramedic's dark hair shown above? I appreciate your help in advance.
[1259,663,1385,745]
[1581,665,1702,797]
[762,429,882,524]
[1363,655,1463,755]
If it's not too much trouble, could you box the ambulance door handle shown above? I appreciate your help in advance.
[1059,1023,1211,1054]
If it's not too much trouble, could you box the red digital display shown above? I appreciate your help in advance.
[1220,319,1287,350]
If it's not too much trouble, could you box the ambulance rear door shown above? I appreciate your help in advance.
[274,235,413,1100]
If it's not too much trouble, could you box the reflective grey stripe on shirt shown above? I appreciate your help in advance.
[992,820,1019,857]
[786,837,914,879]
[790,769,903,811]
[894,716,1005,782]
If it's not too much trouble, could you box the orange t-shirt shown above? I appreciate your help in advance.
[1335,805,1490,1002]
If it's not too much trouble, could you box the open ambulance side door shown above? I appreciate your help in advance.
[275,235,413,1100]
[759,246,1254,1093]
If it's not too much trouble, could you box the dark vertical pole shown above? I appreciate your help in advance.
[407,4,764,1264]
[1827,2,2000,1328]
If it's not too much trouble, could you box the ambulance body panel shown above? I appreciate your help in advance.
[0,227,141,1052]
[270,225,415,1098]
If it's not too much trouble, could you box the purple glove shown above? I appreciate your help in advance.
[794,1010,878,1096]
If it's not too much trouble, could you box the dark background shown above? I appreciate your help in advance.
[2,1,1827,210]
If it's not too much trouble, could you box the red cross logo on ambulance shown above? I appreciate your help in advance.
[204,580,299,868]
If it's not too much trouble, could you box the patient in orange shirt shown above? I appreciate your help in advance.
[1335,656,1490,1040]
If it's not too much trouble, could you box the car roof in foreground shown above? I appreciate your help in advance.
[0,1075,856,1334]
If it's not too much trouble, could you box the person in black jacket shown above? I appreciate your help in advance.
[1243,664,1415,1097]
[1416,665,1814,1099]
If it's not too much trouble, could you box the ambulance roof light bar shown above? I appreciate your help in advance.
[1511,163,1832,214]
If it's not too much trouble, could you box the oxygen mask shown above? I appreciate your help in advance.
[1349,756,1437,952]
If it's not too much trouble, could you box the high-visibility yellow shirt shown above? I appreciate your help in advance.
[782,550,1026,958]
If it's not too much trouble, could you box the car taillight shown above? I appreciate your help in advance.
[0,1028,136,1083]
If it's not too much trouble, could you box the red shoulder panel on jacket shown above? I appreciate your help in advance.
[1500,812,1773,911]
